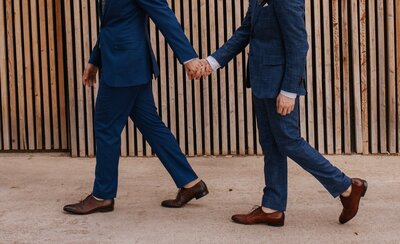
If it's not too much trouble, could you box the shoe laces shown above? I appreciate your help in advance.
[249,205,261,213]
[79,194,92,205]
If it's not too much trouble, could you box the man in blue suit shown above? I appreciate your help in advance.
[202,0,367,226]
[63,0,209,215]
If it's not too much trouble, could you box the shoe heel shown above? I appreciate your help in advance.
[195,189,209,200]
[267,221,284,227]
[99,206,114,213]
[361,181,368,197]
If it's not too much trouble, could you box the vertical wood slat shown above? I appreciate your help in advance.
[235,1,246,155]
[199,0,211,155]
[387,0,397,153]
[368,0,379,154]
[58,0,69,151]
[359,0,369,154]
[31,0,43,150]
[38,0,52,150]
[0,0,9,150]
[47,0,59,150]
[342,0,352,154]
[64,0,78,156]
[209,1,222,155]
[218,0,228,155]
[14,0,26,150]
[192,0,203,156]
[6,0,18,150]
[226,0,237,155]
[332,0,342,154]
[22,0,35,150]
[350,0,363,154]
[209,0,220,156]
[74,0,87,156]
[127,121,135,156]
[322,0,334,154]
[397,0,400,153]
[121,127,127,157]
[377,0,387,153]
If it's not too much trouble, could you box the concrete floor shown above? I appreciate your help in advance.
[0,153,399,244]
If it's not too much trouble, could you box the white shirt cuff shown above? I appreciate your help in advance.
[206,56,221,71]
[280,90,297,99]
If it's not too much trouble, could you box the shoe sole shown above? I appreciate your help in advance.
[231,220,284,227]
[64,205,114,215]
[267,222,285,227]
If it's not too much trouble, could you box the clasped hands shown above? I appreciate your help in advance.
[184,58,213,80]
[83,58,295,116]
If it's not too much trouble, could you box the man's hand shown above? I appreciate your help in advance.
[83,63,99,87]
[199,59,213,78]
[276,93,296,116]
[184,58,205,80]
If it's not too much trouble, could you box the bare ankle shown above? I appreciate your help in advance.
[92,195,105,201]
[262,207,278,214]
[183,178,201,188]
[341,185,352,198]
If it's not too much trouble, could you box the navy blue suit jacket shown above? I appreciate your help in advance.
[89,0,197,87]
[211,0,308,98]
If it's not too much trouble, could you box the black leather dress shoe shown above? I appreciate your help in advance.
[161,180,209,208]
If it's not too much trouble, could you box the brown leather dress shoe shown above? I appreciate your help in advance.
[161,180,209,208]
[232,207,285,227]
[63,194,114,215]
[339,178,368,224]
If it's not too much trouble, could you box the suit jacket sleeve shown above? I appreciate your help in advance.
[89,38,101,68]
[210,1,253,67]
[274,0,309,93]
[136,0,197,64]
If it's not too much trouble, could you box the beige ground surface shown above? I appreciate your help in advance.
[0,153,399,244]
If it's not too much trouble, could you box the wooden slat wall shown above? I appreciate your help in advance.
[0,0,68,152]
[0,0,399,157]
[397,0,400,153]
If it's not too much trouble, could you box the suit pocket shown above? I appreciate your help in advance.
[112,40,141,50]
[263,55,285,66]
